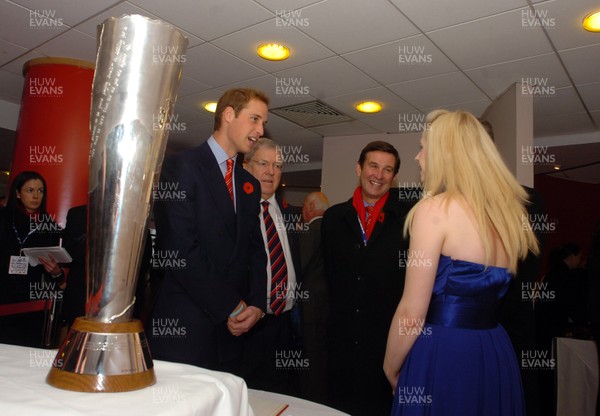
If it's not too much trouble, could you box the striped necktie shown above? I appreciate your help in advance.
[365,205,375,232]
[262,201,288,316]
[225,159,234,201]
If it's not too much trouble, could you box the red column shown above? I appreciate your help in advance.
[9,57,95,227]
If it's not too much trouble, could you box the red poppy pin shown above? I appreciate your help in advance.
[378,212,385,223]
[243,182,254,194]
[282,199,289,209]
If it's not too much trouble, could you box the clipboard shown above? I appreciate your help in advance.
[22,246,73,267]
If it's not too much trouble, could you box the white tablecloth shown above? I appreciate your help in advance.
[248,389,349,416]
[0,343,253,416]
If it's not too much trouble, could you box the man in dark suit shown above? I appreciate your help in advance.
[149,88,269,375]
[241,138,303,394]
[322,141,411,416]
[298,191,330,404]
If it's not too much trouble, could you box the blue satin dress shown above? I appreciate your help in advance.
[392,255,525,416]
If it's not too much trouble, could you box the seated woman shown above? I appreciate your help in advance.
[0,170,63,347]
[384,110,539,415]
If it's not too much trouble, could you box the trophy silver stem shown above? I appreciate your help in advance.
[47,14,187,392]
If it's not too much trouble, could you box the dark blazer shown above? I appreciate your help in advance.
[321,188,412,416]
[274,194,303,295]
[299,217,327,325]
[239,195,303,392]
[61,205,87,326]
[149,141,267,370]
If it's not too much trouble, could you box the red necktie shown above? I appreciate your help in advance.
[262,201,288,316]
[225,159,234,201]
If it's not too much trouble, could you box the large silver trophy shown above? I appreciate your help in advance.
[47,15,187,392]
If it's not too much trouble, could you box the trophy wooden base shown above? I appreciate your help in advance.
[46,317,156,392]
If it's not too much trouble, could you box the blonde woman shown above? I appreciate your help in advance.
[383,110,539,415]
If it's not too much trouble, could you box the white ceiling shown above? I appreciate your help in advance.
[0,0,599,183]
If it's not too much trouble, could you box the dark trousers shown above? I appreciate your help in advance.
[239,311,297,395]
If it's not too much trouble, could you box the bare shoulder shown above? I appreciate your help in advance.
[413,194,448,221]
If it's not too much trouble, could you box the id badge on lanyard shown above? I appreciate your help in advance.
[9,251,29,275]
[10,221,38,275]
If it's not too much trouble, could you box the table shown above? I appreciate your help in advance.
[0,343,252,416]
[0,343,348,416]
[248,389,349,416]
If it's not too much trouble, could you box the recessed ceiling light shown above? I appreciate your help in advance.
[583,11,600,32]
[355,101,382,114]
[553,165,561,170]
[257,43,290,61]
[204,102,217,113]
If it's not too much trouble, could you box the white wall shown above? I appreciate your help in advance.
[482,83,534,187]
[321,133,421,205]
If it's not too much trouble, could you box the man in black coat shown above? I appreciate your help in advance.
[322,141,411,416]
[149,88,269,374]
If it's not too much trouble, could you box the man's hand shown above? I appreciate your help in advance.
[38,254,61,276]
[227,305,263,336]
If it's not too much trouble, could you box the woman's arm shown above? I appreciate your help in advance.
[383,198,445,389]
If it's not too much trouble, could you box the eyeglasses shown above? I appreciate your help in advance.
[250,159,283,171]
[22,187,45,195]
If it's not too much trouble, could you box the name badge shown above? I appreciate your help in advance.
[9,255,29,275]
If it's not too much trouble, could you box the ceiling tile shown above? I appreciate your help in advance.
[559,43,600,86]
[343,35,459,85]
[221,74,315,110]
[177,75,212,98]
[10,0,122,26]
[297,0,419,54]
[533,86,586,117]
[182,43,266,88]
[0,0,70,49]
[74,2,204,48]
[388,71,488,109]
[212,19,334,72]
[309,120,379,137]
[465,53,572,98]
[358,111,419,135]
[534,111,596,137]
[128,0,272,41]
[538,0,600,50]
[390,0,528,32]
[252,0,321,12]
[422,99,492,117]
[0,69,25,102]
[35,29,96,62]
[264,112,309,135]
[1,49,45,76]
[427,8,554,69]
[578,82,600,111]
[273,56,379,99]
[0,39,28,67]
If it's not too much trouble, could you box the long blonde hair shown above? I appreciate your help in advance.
[404,110,539,273]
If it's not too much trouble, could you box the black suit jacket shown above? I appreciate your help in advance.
[274,195,302,295]
[321,188,412,415]
[149,141,267,369]
[299,217,327,325]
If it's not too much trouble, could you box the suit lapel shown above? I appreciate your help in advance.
[342,203,365,245]
[196,143,236,238]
